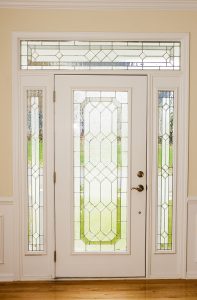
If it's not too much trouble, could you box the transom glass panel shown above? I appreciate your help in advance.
[20,40,180,70]
[27,90,44,252]
[157,91,175,251]
[74,90,128,252]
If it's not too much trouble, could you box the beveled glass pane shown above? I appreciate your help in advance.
[156,91,174,251]
[20,40,181,70]
[74,90,128,253]
[27,90,44,252]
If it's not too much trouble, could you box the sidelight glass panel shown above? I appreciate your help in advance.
[27,90,44,252]
[157,91,175,251]
[20,40,181,70]
[74,90,128,252]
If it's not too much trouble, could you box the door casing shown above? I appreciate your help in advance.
[11,32,189,280]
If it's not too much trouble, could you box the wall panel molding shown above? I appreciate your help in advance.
[1,0,197,10]
[0,215,4,264]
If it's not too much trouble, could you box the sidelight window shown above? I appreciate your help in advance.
[26,89,45,252]
[156,90,176,251]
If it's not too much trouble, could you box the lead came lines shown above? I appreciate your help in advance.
[20,40,181,70]
[74,90,128,253]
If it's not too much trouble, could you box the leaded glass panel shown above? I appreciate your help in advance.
[74,90,128,253]
[157,91,174,251]
[27,90,44,252]
[20,40,180,70]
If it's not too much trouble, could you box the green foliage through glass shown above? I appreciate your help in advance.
[74,90,128,252]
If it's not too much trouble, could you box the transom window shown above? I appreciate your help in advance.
[20,40,181,70]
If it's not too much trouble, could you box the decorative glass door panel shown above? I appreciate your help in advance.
[74,91,128,253]
[55,75,147,277]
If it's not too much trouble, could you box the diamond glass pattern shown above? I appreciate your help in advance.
[27,90,44,252]
[157,91,174,251]
[74,91,128,252]
[20,41,180,70]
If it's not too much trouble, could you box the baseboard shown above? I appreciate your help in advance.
[149,274,183,279]
[0,274,15,282]
[186,273,197,279]
[0,274,54,282]
[20,275,54,281]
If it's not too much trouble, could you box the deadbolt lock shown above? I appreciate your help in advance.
[137,171,144,178]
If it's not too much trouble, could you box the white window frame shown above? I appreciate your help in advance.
[153,80,178,255]
[12,32,189,280]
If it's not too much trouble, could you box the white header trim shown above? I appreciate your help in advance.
[14,31,188,41]
[1,0,197,10]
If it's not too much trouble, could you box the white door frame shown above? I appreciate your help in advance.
[11,32,189,280]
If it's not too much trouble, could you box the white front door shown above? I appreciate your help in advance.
[55,75,147,277]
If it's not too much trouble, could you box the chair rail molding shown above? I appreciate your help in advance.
[1,0,197,10]
[188,197,197,201]
[0,197,14,204]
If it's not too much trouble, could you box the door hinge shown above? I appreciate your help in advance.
[54,250,57,262]
[53,90,56,102]
[53,171,56,184]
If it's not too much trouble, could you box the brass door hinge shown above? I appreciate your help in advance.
[53,171,56,184]
[54,250,57,262]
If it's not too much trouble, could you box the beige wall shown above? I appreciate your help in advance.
[0,9,196,196]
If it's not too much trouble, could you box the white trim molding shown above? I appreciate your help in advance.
[1,0,197,10]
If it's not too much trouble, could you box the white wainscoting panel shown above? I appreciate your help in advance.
[0,215,4,263]
[187,198,197,278]
[0,205,15,281]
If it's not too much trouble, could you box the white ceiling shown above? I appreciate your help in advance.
[0,0,197,10]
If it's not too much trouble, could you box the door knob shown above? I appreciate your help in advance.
[131,184,144,192]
